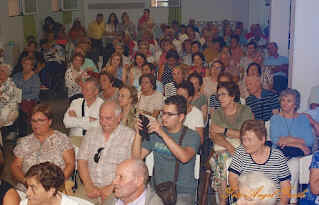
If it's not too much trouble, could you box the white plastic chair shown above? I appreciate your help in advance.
[299,155,313,184]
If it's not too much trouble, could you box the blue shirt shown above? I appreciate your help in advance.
[305,107,319,123]
[300,151,319,204]
[12,72,40,101]
[270,114,315,148]
[245,89,280,121]
[264,56,289,77]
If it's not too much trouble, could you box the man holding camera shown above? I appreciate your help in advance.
[132,95,201,205]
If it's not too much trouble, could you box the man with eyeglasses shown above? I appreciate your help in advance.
[76,100,135,204]
[132,95,201,205]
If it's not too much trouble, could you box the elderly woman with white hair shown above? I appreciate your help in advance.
[270,88,315,205]
[237,171,277,205]
[0,64,21,146]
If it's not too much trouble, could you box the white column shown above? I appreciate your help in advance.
[289,0,319,111]
[269,0,290,57]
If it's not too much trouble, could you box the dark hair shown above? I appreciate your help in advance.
[139,73,157,90]
[25,162,65,196]
[144,9,150,14]
[268,42,278,49]
[217,81,240,101]
[134,52,147,66]
[191,41,201,49]
[182,39,192,51]
[165,95,187,115]
[143,62,156,72]
[71,53,85,64]
[247,62,262,76]
[166,49,179,60]
[40,39,49,47]
[231,34,240,43]
[217,72,233,83]
[97,13,103,17]
[191,52,205,63]
[27,40,38,48]
[0,147,4,175]
[100,71,115,87]
[32,103,54,120]
[240,120,267,142]
[22,56,35,66]
[210,60,225,72]
[107,13,119,26]
[247,41,257,49]
[120,84,139,105]
[177,81,195,97]
[188,72,203,86]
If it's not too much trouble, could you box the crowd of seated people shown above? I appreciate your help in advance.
[0,8,317,205]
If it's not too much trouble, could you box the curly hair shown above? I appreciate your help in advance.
[25,162,65,196]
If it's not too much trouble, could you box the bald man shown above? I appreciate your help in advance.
[76,100,135,205]
[245,75,279,121]
[112,159,163,205]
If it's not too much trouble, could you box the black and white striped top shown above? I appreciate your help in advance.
[245,89,280,121]
[228,145,291,190]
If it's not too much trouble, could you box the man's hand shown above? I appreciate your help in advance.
[68,110,77,117]
[101,184,114,201]
[84,184,101,198]
[148,119,164,137]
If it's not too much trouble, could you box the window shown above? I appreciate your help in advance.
[62,0,79,11]
[151,0,181,8]
[52,0,61,12]
[22,0,38,15]
[8,0,20,16]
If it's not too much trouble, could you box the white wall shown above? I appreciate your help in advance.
[269,0,290,57]
[290,0,319,111]
[0,1,24,65]
[83,0,249,29]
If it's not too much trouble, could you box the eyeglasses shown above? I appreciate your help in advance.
[161,111,179,117]
[31,118,48,123]
[94,147,104,163]
[217,93,228,98]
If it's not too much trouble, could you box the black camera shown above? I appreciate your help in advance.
[139,114,150,141]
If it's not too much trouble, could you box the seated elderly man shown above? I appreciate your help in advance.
[0,64,21,145]
[76,100,135,204]
[264,42,289,93]
[63,77,104,137]
[237,171,277,205]
[245,74,280,121]
[112,159,163,205]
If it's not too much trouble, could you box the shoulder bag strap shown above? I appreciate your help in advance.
[82,99,86,136]
[173,126,187,183]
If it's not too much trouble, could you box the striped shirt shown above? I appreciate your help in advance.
[245,89,280,121]
[228,145,291,190]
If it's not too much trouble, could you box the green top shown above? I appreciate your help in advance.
[191,94,207,110]
[212,103,254,134]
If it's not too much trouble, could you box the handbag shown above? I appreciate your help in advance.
[279,146,305,159]
[154,127,187,205]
